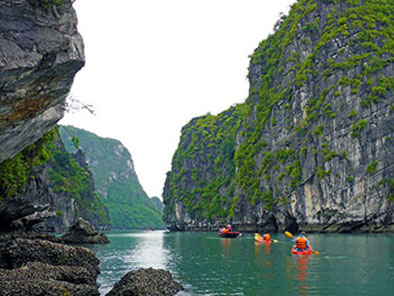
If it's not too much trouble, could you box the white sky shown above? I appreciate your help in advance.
[60,0,296,200]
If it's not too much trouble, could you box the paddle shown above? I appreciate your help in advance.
[284,231,293,238]
[284,231,319,254]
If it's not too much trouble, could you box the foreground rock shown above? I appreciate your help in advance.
[0,232,100,295]
[106,268,184,296]
[62,217,110,244]
[0,262,99,296]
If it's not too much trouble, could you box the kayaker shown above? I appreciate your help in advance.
[226,224,232,231]
[293,231,310,252]
[263,233,271,242]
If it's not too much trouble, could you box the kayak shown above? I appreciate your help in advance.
[218,231,241,238]
[291,245,313,255]
[254,233,272,243]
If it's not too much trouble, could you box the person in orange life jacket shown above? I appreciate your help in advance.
[292,231,310,252]
[263,233,271,241]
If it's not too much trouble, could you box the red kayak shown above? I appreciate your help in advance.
[291,245,313,255]
[218,231,241,238]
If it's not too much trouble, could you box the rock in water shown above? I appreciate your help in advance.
[106,268,184,296]
[62,217,110,244]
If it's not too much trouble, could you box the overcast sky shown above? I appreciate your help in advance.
[60,0,296,199]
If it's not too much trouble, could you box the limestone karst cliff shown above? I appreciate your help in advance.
[0,0,84,163]
[0,0,101,231]
[0,128,110,232]
[163,0,394,233]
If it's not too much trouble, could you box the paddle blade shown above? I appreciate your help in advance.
[273,239,279,243]
[313,251,320,255]
[284,231,293,238]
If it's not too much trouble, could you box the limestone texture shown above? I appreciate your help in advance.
[0,0,84,163]
[163,0,394,233]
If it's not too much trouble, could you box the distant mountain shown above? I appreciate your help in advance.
[59,126,165,229]
[150,196,164,213]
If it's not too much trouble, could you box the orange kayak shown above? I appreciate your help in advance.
[254,233,272,243]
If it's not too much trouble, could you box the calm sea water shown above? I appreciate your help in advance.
[88,230,394,295]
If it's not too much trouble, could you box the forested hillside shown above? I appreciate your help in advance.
[60,126,165,229]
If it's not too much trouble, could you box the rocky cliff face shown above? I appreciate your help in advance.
[59,125,165,229]
[163,0,394,233]
[0,129,110,232]
[0,0,84,163]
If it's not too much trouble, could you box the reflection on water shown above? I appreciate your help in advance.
[295,255,309,295]
[125,231,168,269]
[90,231,394,296]
[94,230,171,295]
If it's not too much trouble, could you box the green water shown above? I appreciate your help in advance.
[89,231,394,295]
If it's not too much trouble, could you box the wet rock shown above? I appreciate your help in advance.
[0,231,101,295]
[0,277,98,296]
[106,268,184,296]
[0,235,100,279]
[62,217,110,244]
[0,261,94,285]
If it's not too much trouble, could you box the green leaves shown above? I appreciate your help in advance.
[37,0,72,10]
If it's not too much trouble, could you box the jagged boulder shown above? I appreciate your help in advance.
[106,268,184,296]
[0,262,99,296]
[62,217,110,244]
[0,236,100,278]
[0,232,100,295]
[0,0,84,163]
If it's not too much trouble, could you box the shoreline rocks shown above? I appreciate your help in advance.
[0,262,99,296]
[62,217,110,244]
[0,231,100,295]
[0,230,183,296]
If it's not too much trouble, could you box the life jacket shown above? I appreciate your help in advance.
[263,234,271,241]
[296,236,307,250]
[222,228,229,233]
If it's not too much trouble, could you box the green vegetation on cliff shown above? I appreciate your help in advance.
[164,106,246,221]
[36,0,72,9]
[0,127,109,227]
[0,130,56,201]
[59,126,165,229]
[163,0,394,230]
